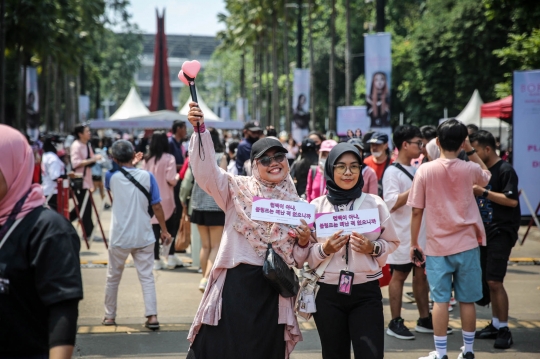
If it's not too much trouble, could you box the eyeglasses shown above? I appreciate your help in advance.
[258,153,287,167]
[406,140,424,148]
[333,164,361,174]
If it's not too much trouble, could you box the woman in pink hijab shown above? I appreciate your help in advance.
[0,125,83,359]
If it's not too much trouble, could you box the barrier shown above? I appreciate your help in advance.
[519,189,540,245]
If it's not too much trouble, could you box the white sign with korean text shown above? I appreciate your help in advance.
[251,197,316,226]
[315,208,380,238]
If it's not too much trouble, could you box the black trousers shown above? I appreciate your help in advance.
[313,280,384,359]
[69,188,94,238]
[152,214,177,260]
[46,194,58,212]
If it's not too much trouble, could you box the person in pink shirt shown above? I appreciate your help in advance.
[305,139,337,202]
[347,138,379,195]
[408,119,491,359]
[70,124,101,239]
[143,131,182,270]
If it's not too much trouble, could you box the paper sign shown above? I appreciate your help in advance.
[315,208,380,237]
[251,197,316,226]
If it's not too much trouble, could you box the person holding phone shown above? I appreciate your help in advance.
[299,143,400,359]
[184,102,311,359]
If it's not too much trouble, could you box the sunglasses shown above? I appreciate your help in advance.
[258,153,287,167]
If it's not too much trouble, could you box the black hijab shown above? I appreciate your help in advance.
[324,143,364,205]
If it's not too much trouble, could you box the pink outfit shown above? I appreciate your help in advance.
[70,139,95,189]
[407,158,491,256]
[306,166,326,202]
[143,153,178,223]
[0,125,45,225]
[362,166,379,195]
[297,194,400,285]
[187,131,303,357]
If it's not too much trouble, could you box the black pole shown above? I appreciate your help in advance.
[296,0,303,68]
[376,0,385,32]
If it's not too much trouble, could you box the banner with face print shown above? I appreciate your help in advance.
[25,67,39,137]
[364,33,391,129]
[513,70,540,216]
[292,68,311,144]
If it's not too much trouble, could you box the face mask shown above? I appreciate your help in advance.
[247,135,259,144]
[319,159,326,167]
[371,151,383,158]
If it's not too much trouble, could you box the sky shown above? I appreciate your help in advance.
[127,0,226,36]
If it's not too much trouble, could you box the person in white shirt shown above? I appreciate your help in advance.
[382,125,450,340]
[103,140,172,330]
[226,141,239,176]
[41,136,65,211]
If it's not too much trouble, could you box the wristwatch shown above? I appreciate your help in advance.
[482,189,489,198]
[370,241,382,256]
[466,149,476,156]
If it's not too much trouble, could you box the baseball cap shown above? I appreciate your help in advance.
[366,132,389,144]
[243,121,262,132]
[250,137,288,162]
[320,139,338,152]
[347,138,365,150]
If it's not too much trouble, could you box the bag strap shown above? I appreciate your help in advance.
[312,192,368,279]
[310,165,318,182]
[118,167,152,204]
[392,162,414,181]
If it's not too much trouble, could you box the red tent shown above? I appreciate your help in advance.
[480,95,512,120]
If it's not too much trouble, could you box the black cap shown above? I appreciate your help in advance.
[250,137,288,162]
[347,138,365,150]
[243,121,262,132]
[366,132,389,144]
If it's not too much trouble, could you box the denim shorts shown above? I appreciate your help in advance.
[426,247,482,303]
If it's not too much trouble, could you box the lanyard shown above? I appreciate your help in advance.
[334,200,355,270]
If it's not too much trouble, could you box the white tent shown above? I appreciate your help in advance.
[456,89,510,144]
[179,96,221,121]
[109,87,150,120]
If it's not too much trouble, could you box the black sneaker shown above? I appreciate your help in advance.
[404,291,415,302]
[494,326,513,349]
[415,314,454,334]
[387,317,415,340]
[475,322,498,339]
[457,349,475,359]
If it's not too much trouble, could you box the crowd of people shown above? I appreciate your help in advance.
[0,104,521,359]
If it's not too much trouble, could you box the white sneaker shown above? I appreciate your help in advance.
[166,255,184,269]
[153,260,164,270]
[449,297,457,306]
[199,278,208,293]
[448,303,453,312]
[419,351,447,359]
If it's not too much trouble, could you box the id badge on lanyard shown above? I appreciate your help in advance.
[335,201,355,296]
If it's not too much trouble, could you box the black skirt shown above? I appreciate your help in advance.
[187,264,286,359]
[190,209,225,226]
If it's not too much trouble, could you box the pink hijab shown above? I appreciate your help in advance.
[229,160,301,266]
[0,125,46,225]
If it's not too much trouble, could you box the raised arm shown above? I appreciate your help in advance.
[187,102,231,210]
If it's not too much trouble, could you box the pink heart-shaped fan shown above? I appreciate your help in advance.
[178,70,189,86]
[182,60,201,79]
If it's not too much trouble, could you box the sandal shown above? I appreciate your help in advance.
[145,320,160,330]
[102,318,116,326]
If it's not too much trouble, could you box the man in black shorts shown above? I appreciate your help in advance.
[470,130,520,349]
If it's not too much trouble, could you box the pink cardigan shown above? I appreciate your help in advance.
[143,153,178,224]
[297,194,400,285]
[187,131,305,358]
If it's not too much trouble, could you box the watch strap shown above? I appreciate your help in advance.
[466,149,476,156]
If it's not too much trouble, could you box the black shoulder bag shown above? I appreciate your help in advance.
[392,162,414,181]
[117,167,154,217]
[263,243,300,298]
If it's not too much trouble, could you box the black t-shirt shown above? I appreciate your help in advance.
[482,160,521,240]
[0,207,83,356]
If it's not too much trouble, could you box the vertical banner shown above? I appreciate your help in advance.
[26,67,39,140]
[292,68,311,144]
[513,70,540,216]
[336,106,370,138]
[236,97,248,122]
[220,106,231,121]
[79,95,90,122]
[364,33,392,129]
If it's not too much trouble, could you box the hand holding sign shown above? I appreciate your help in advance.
[350,231,375,254]
[321,230,349,255]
